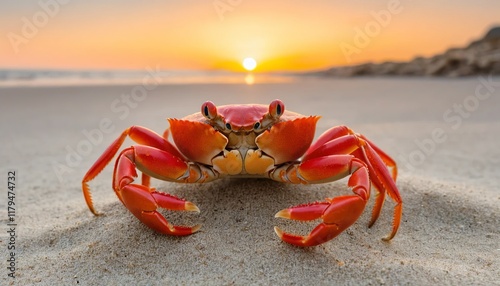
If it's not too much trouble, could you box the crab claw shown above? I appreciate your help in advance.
[120,184,201,236]
[275,195,366,247]
[274,202,330,246]
[274,153,372,247]
[275,165,369,247]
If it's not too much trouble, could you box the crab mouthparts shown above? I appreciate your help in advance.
[226,131,258,149]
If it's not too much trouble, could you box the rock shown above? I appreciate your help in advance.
[315,26,500,77]
[484,26,500,41]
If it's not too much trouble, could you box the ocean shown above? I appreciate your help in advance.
[0,68,295,86]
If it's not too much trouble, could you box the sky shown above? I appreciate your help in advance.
[1,0,499,72]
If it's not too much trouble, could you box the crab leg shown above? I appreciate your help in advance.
[356,141,402,236]
[358,134,398,181]
[82,126,210,236]
[306,126,401,235]
[82,126,185,215]
[273,126,402,246]
[302,126,396,227]
[304,126,397,179]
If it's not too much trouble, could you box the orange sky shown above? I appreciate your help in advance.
[1,1,499,72]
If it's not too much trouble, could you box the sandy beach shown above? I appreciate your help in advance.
[1,77,499,285]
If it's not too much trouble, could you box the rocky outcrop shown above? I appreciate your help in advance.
[317,26,500,77]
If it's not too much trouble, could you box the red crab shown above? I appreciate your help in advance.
[82,100,402,247]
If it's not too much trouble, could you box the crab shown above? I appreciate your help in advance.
[82,99,402,247]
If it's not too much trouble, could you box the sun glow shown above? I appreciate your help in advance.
[244,74,255,85]
[242,57,257,71]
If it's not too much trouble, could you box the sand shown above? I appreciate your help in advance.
[1,77,499,285]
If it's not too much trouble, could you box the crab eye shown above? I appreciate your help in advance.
[269,99,284,118]
[254,122,261,129]
[201,101,218,120]
[225,123,232,130]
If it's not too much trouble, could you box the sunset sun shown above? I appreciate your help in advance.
[242,57,257,71]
